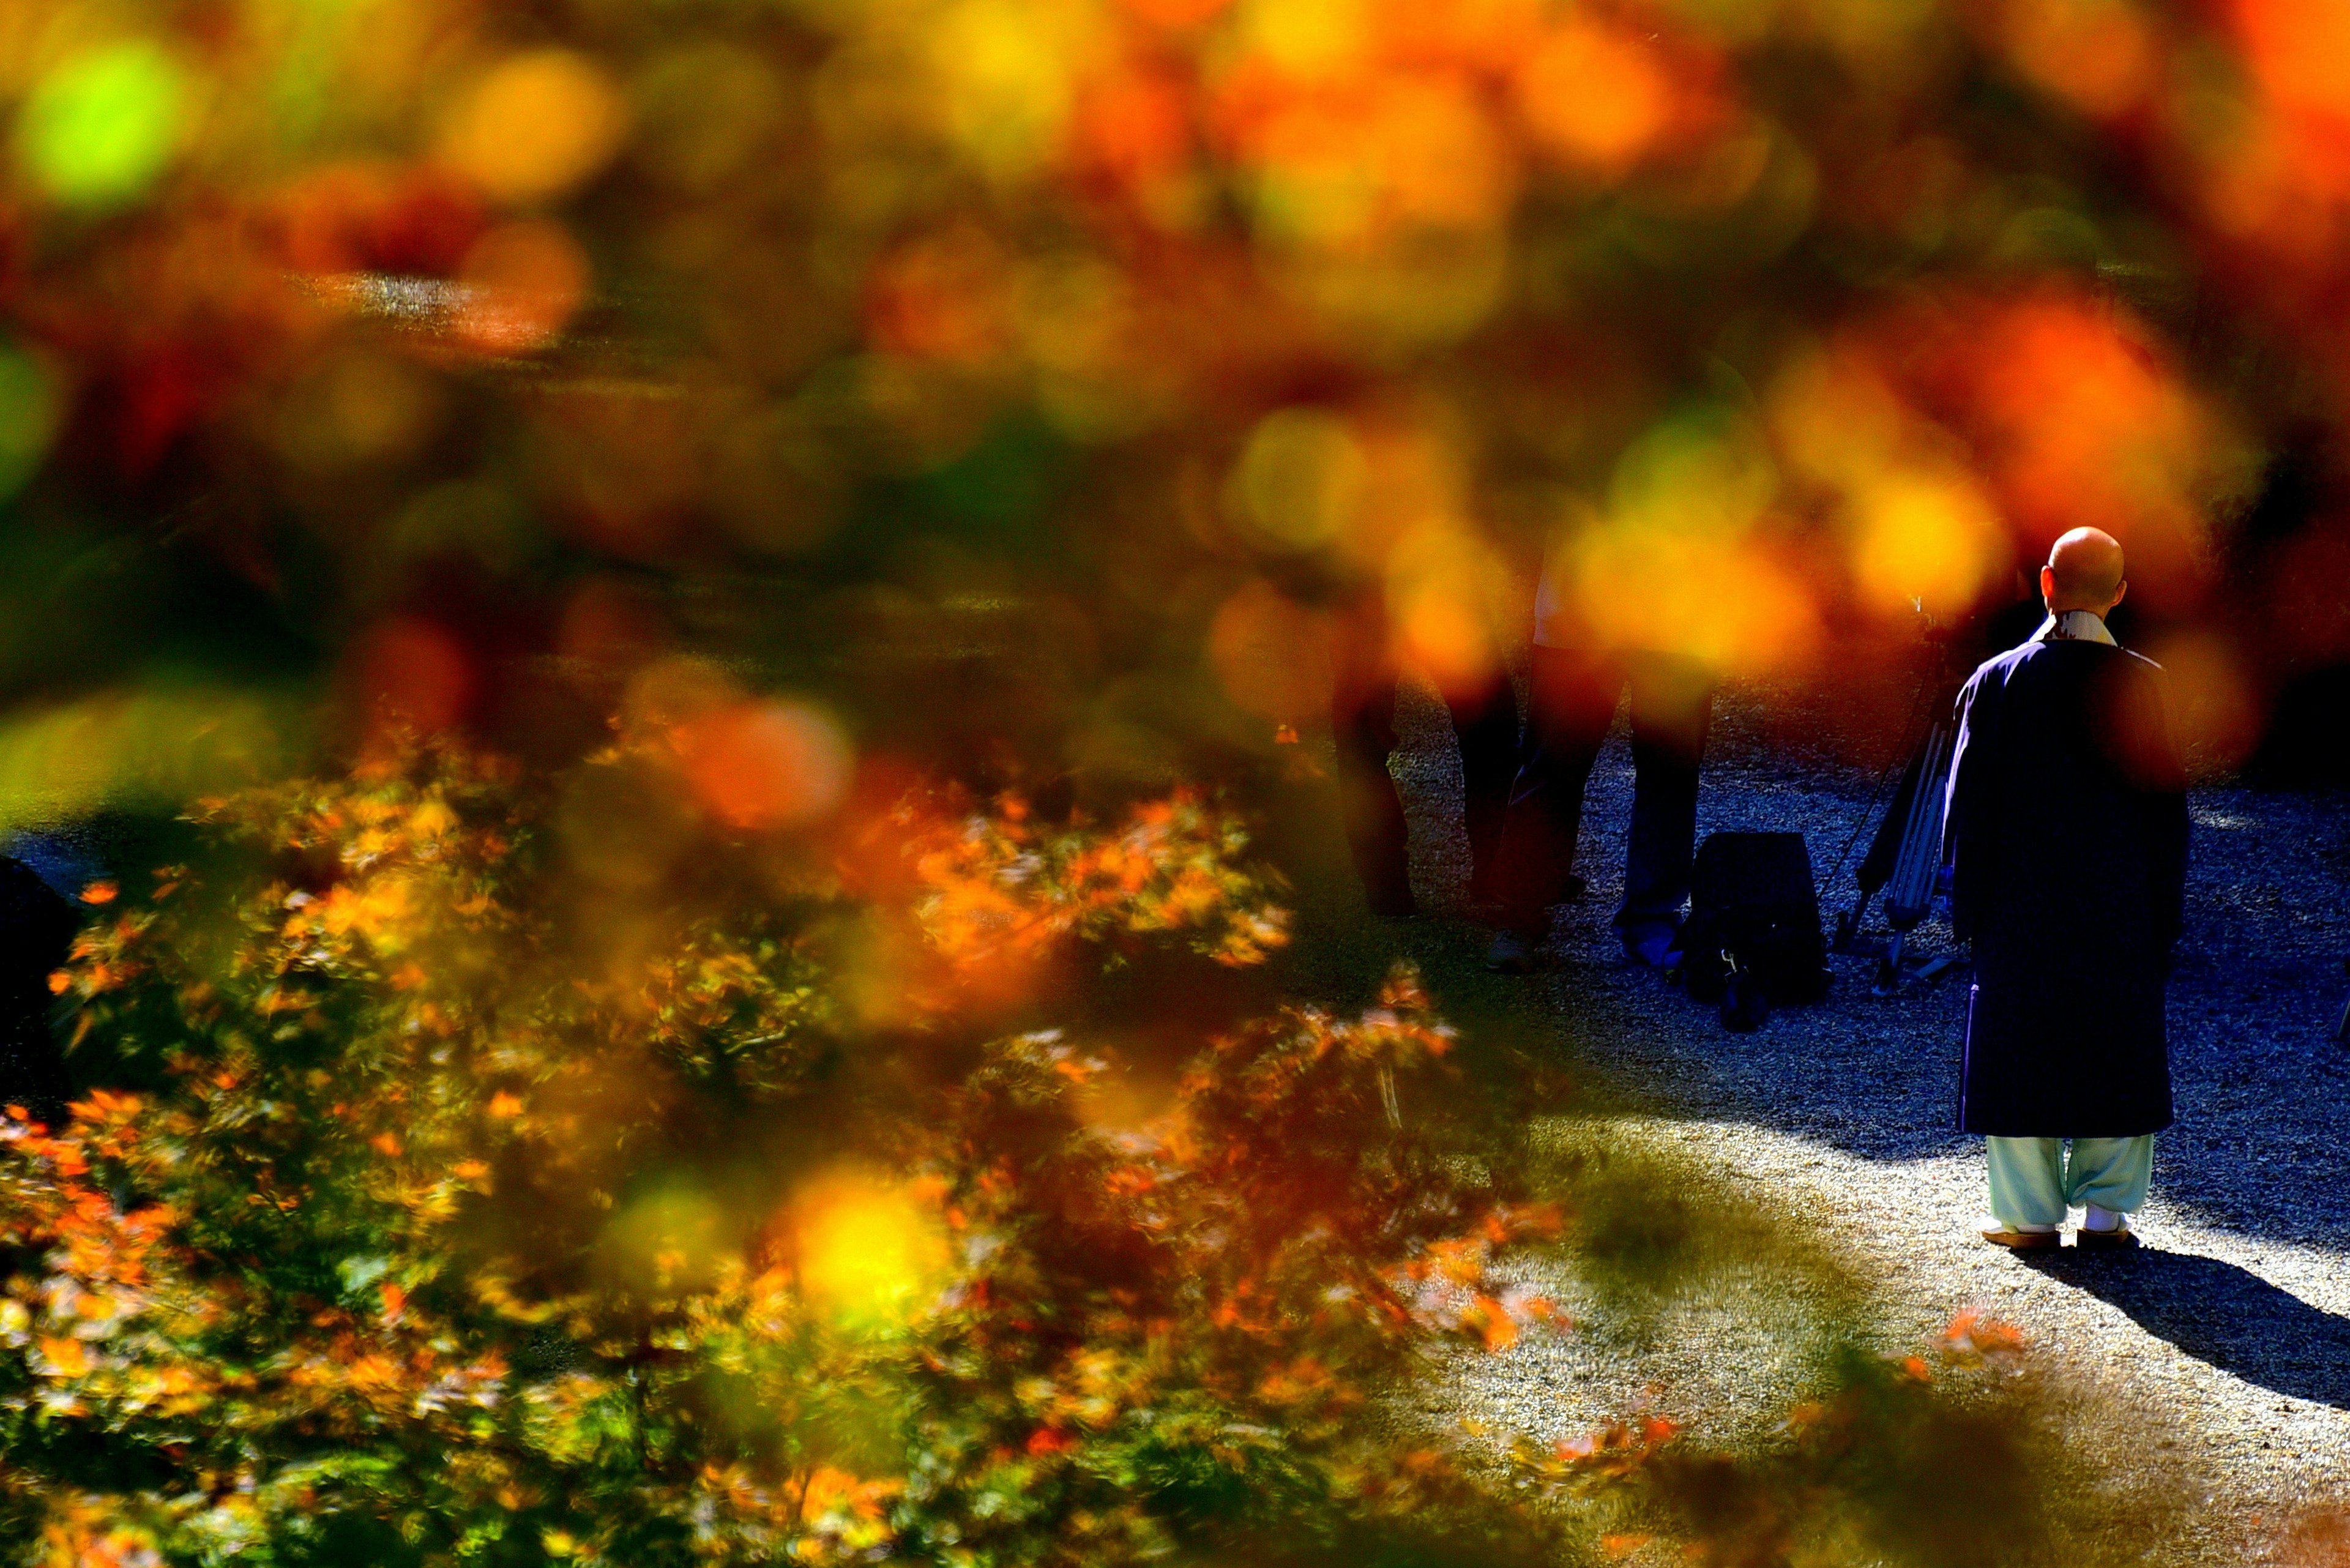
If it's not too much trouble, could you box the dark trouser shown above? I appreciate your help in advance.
[1331,600,1520,913]
[1491,647,1712,939]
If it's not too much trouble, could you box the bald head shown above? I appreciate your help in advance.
[2041,527,2127,616]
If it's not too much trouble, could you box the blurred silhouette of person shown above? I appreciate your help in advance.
[1483,545,1712,973]
[0,847,80,1122]
[1944,528,2188,1251]
[1329,583,1519,917]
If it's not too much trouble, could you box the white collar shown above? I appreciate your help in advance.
[2033,610,2117,646]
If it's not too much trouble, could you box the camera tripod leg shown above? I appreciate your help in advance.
[1832,905,1860,954]
[1873,931,1906,996]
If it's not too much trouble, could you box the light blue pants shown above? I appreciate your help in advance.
[1984,1136,2154,1229]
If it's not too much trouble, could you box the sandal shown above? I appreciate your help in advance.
[2074,1226,2141,1251]
[1980,1226,2062,1251]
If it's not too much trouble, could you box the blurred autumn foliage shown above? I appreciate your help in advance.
[4,742,1588,1565]
[0,0,2346,1561]
[0,0,2344,802]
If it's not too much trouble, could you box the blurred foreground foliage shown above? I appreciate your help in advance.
[6,737,1539,1565]
[2,0,2347,1562]
[1,738,2132,1568]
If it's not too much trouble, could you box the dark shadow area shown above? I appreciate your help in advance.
[2022,1247,2350,1409]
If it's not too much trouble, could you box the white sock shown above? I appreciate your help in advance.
[1997,1220,2059,1233]
[2082,1204,2127,1232]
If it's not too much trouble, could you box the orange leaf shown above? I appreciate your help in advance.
[487,1092,523,1118]
[1979,1320,2027,1353]
[80,882,116,905]
[1941,1307,2027,1356]
[1473,1296,1519,1352]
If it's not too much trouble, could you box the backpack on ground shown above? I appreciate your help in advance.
[1676,832,1832,1030]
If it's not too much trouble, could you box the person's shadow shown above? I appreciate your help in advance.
[2023,1248,2350,1408]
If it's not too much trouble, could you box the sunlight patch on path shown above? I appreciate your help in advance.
[1435,1114,2350,1556]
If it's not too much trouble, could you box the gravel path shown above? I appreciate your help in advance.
[1384,671,2350,1563]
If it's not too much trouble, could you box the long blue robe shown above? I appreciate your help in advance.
[1942,636,2188,1137]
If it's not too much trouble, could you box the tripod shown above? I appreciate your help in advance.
[1830,712,1965,993]
[1828,609,1980,995]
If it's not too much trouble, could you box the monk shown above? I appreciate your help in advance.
[1942,527,2190,1251]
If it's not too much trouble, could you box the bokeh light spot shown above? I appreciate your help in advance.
[2236,0,2350,121]
[1514,21,1672,174]
[456,221,591,353]
[1849,469,2007,616]
[934,0,1079,177]
[1767,351,1908,489]
[1231,407,1368,551]
[1997,0,2157,119]
[1573,528,1818,673]
[1373,79,1519,230]
[1240,0,1370,73]
[1387,526,1505,697]
[438,50,629,205]
[791,1173,949,1324]
[682,701,853,830]
[17,42,188,207]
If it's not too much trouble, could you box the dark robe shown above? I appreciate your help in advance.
[1943,634,2189,1137]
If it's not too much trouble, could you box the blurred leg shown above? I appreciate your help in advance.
[1490,647,1620,936]
[1330,592,1414,916]
[1618,652,1714,956]
[2062,1136,2154,1217]
[1984,1137,2067,1230]
[1444,668,1521,906]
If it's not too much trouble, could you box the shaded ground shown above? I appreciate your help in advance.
[1348,670,2350,1564]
